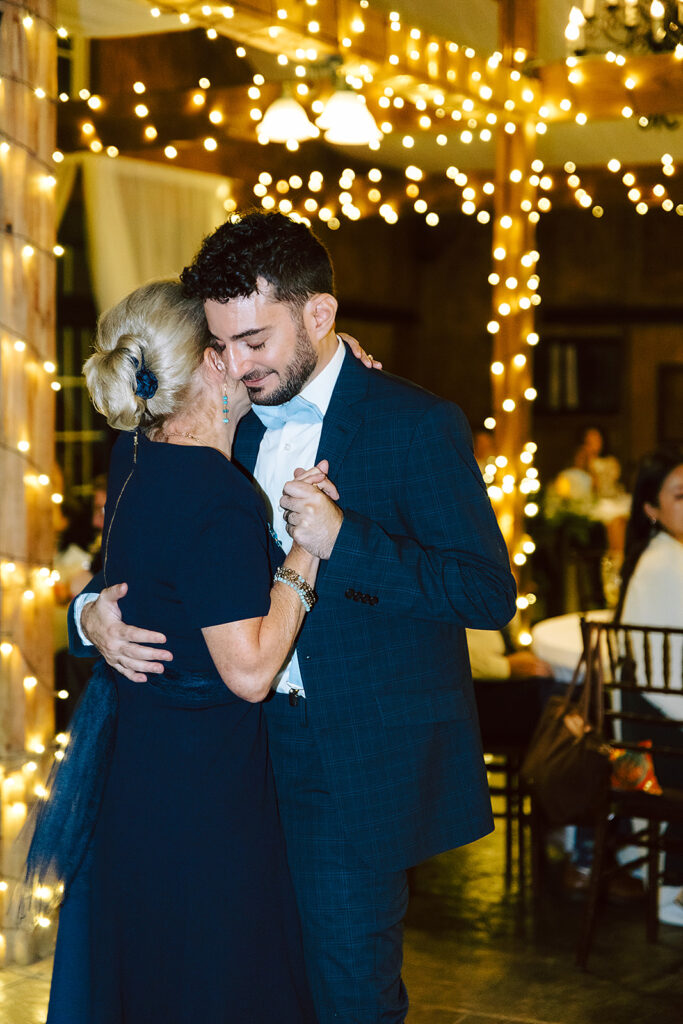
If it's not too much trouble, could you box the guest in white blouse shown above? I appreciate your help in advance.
[616,448,683,926]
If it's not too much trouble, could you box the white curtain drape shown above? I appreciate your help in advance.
[56,154,236,312]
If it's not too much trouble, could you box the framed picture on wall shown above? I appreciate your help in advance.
[658,364,683,445]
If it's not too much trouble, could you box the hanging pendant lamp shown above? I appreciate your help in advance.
[315,90,383,146]
[257,94,319,144]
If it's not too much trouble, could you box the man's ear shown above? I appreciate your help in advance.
[203,347,226,376]
[303,293,338,342]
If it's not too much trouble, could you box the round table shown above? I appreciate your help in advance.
[532,610,613,683]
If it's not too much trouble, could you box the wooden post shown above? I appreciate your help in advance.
[488,0,539,622]
[0,0,57,963]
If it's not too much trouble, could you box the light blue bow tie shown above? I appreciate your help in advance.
[251,394,324,431]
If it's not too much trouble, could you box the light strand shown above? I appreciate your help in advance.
[0,131,56,172]
[2,0,67,34]
[1,227,62,261]
[0,72,58,105]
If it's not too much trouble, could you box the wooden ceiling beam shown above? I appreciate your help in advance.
[538,52,683,121]
[138,4,683,124]
[142,0,536,116]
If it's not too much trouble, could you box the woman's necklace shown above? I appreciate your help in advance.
[163,431,213,447]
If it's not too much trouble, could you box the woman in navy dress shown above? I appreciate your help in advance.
[26,280,327,1023]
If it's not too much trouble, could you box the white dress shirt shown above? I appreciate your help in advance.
[253,339,346,696]
[75,340,347,700]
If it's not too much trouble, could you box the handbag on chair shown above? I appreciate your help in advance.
[520,624,613,824]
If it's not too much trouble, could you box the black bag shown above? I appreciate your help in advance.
[520,625,612,824]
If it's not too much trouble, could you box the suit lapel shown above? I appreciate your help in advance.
[315,350,369,482]
[233,410,266,475]
[234,356,369,584]
[314,354,369,584]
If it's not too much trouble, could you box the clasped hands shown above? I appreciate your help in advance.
[80,461,342,682]
[280,458,343,560]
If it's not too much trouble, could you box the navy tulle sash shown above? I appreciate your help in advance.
[18,660,231,922]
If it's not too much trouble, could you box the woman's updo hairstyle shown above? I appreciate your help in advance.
[84,279,212,432]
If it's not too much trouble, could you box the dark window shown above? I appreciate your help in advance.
[534,337,622,414]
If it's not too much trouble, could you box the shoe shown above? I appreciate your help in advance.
[606,870,645,905]
[659,886,683,926]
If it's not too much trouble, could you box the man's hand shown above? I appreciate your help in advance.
[280,460,343,559]
[81,582,173,683]
[290,460,339,500]
[507,651,553,679]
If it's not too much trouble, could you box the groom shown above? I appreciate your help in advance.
[71,211,516,1023]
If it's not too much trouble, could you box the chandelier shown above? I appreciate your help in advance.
[565,1,683,55]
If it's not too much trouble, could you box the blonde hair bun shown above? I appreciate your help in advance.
[84,279,210,432]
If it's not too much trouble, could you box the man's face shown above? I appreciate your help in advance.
[204,284,319,406]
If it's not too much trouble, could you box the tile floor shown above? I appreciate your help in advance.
[1,824,681,1024]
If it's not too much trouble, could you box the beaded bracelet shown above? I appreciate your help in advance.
[274,567,317,612]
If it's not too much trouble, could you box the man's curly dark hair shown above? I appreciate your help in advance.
[180,210,335,312]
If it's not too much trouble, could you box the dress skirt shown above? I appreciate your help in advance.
[46,672,315,1024]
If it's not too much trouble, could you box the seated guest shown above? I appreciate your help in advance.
[468,629,645,900]
[553,426,629,554]
[467,628,553,748]
[615,448,683,926]
[467,628,553,682]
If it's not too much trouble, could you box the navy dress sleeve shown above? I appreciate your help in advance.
[175,462,276,629]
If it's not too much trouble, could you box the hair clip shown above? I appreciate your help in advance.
[130,354,158,400]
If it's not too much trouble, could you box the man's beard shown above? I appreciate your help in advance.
[247,318,318,406]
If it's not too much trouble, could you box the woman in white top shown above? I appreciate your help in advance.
[616,448,683,925]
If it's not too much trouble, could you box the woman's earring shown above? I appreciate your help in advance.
[222,385,229,425]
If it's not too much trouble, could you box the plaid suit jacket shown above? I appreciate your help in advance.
[234,353,517,870]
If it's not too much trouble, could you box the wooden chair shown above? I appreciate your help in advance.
[481,745,528,889]
[576,620,683,968]
[473,677,549,889]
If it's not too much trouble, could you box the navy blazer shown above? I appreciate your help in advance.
[231,353,515,869]
[70,353,516,871]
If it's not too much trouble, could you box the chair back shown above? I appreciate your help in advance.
[581,619,683,762]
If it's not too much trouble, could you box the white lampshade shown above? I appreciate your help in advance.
[315,91,383,146]
[256,96,319,144]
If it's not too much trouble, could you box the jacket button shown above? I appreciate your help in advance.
[344,588,354,599]
[370,596,379,605]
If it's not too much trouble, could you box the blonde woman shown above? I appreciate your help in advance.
[27,279,341,1022]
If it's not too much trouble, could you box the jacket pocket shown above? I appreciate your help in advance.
[376,688,472,726]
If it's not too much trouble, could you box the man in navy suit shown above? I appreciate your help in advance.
[72,212,516,1023]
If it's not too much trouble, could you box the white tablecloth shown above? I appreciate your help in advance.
[532,610,613,683]
[533,612,683,720]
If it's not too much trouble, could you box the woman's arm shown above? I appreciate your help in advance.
[202,464,336,701]
[202,543,318,702]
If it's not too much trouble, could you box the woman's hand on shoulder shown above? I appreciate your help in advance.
[338,332,382,370]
